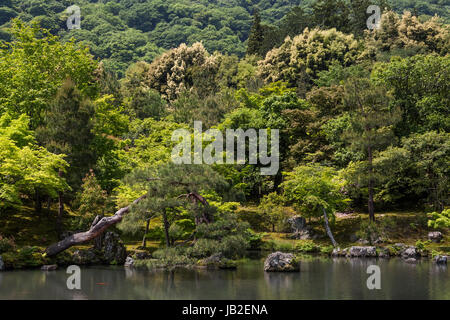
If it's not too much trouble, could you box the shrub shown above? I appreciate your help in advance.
[247,230,264,250]
[415,240,431,251]
[186,239,221,258]
[295,240,319,253]
[320,245,334,255]
[356,221,383,244]
[219,235,249,259]
[0,235,15,253]
[428,209,450,229]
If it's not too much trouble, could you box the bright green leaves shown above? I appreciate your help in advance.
[0,19,98,129]
[428,209,450,229]
[0,113,68,210]
[281,164,349,219]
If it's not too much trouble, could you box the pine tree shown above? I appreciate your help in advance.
[342,77,400,222]
[119,163,228,247]
[246,10,265,57]
[37,78,96,234]
[37,78,96,191]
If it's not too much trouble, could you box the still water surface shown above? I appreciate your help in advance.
[0,257,448,299]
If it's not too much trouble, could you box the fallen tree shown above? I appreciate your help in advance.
[45,195,147,256]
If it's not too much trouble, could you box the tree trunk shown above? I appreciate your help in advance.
[45,195,147,256]
[367,144,375,222]
[35,190,42,213]
[57,170,64,236]
[162,209,171,247]
[322,207,338,247]
[142,218,151,248]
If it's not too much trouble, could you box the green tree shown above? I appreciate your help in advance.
[259,192,285,232]
[0,113,68,212]
[342,77,399,221]
[281,164,349,246]
[36,78,96,191]
[0,19,98,129]
[119,163,228,247]
[74,170,108,229]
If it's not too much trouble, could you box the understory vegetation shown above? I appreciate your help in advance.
[0,0,449,269]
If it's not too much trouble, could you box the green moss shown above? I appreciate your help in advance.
[1,246,46,269]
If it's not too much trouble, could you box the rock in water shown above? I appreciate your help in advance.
[401,246,419,259]
[124,256,134,268]
[41,264,58,271]
[347,246,377,257]
[428,231,443,243]
[264,252,299,272]
[434,255,447,264]
[0,255,4,271]
[103,232,127,265]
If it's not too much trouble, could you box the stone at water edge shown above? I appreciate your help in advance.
[0,255,4,271]
[41,264,58,271]
[434,255,447,264]
[428,231,443,243]
[264,252,300,272]
[103,232,127,265]
[347,246,377,257]
[124,256,134,267]
[401,246,419,259]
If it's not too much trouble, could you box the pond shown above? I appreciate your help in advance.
[0,257,448,300]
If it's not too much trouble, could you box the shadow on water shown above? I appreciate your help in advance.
[0,256,448,300]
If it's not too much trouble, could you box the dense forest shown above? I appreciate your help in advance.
[0,0,449,270]
[0,0,448,75]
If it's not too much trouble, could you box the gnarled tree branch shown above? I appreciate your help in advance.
[45,195,147,256]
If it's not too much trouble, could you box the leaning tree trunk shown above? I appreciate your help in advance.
[322,207,338,247]
[45,195,147,256]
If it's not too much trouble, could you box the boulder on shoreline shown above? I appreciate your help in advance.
[434,255,447,264]
[0,255,4,271]
[347,246,377,258]
[71,232,127,265]
[103,232,127,265]
[264,252,299,272]
[401,246,419,259]
[124,256,134,267]
[428,231,443,243]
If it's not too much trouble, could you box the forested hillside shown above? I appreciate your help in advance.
[0,0,449,270]
[0,0,448,75]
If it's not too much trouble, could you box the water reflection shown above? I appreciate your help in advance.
[0,258,448,300]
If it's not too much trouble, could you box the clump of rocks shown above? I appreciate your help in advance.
[264,252,300,272]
